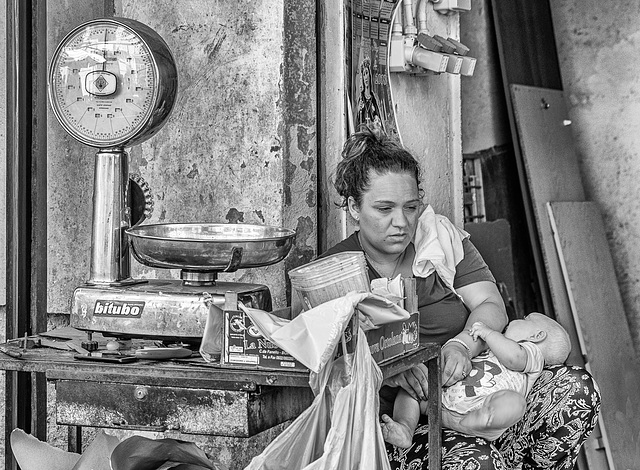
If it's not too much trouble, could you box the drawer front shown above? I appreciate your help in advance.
[55,380,312,437]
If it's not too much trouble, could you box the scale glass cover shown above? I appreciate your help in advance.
[48,17,178,148]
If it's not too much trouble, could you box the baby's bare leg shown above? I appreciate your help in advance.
[381,389,422,448]
[455,390,527,441]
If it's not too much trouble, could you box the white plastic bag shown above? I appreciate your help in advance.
[241,291,410,373]
[245,327,391,470]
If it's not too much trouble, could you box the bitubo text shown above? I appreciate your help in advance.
[94,300,145,317]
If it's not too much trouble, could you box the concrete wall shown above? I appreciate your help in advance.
[390,8,464,224]
[550,1,640,351]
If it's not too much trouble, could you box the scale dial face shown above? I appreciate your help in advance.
[49,18,178,148]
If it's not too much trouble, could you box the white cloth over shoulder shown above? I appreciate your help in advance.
[412,204,469,293]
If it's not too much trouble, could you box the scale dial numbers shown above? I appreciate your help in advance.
[49,18,177,149]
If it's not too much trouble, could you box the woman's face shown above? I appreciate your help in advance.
[362,66,371,89]
[348,170,421,259]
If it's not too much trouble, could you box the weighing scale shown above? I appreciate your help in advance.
[48,17,295,345]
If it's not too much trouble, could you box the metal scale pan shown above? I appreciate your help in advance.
[126,223,296,286]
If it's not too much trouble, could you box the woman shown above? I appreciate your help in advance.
[322,126,601,469]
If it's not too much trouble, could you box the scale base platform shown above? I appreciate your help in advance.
[70,279,272,343]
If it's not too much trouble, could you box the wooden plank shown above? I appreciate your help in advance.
[378,344,440,382]
[548,201,639,470]
[0,336,441,388]
[490,0,563,330]
[490,0,562,90]
[427,352,441,470]
[510,85,585,365]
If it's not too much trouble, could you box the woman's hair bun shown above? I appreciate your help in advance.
[356,122,387,145]
[340,123,387,163]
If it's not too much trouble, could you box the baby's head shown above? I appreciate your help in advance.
[504,313,571,365]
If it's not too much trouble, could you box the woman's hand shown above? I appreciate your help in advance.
[441,340,472,387]
[383,362,429,401]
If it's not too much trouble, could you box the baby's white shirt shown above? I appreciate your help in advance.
[441,342,544,414]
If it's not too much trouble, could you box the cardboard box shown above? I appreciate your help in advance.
[341,310,420,363]
[366,311,420,362]
[221,309,308,371]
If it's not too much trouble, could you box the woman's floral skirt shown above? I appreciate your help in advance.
[386,365,601,470]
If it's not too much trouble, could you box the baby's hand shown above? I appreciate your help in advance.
[469,321,493,341]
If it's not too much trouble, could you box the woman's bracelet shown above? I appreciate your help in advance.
[442,338,472,359]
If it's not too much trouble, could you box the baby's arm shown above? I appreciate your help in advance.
[469,322,528,371]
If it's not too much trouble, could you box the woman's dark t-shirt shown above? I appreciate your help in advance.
[320,231,495,345]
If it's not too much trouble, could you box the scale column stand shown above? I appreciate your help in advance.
[89,149,132,285]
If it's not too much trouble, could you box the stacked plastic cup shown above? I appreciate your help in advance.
[288,251,370,310]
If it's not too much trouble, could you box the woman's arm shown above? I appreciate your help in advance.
[385,281,508,394]
[441,280,508,386]
[460,280,508,342]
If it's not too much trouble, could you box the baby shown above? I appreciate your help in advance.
[381,312,571,446]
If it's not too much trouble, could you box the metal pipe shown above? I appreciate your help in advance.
[392,1,404,36]
[417,0,428,34]
[402,0,417,36]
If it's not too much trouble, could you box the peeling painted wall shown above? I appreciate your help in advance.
[550,1,640,351]
[280,0,318,294]
[47,0,316,312]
